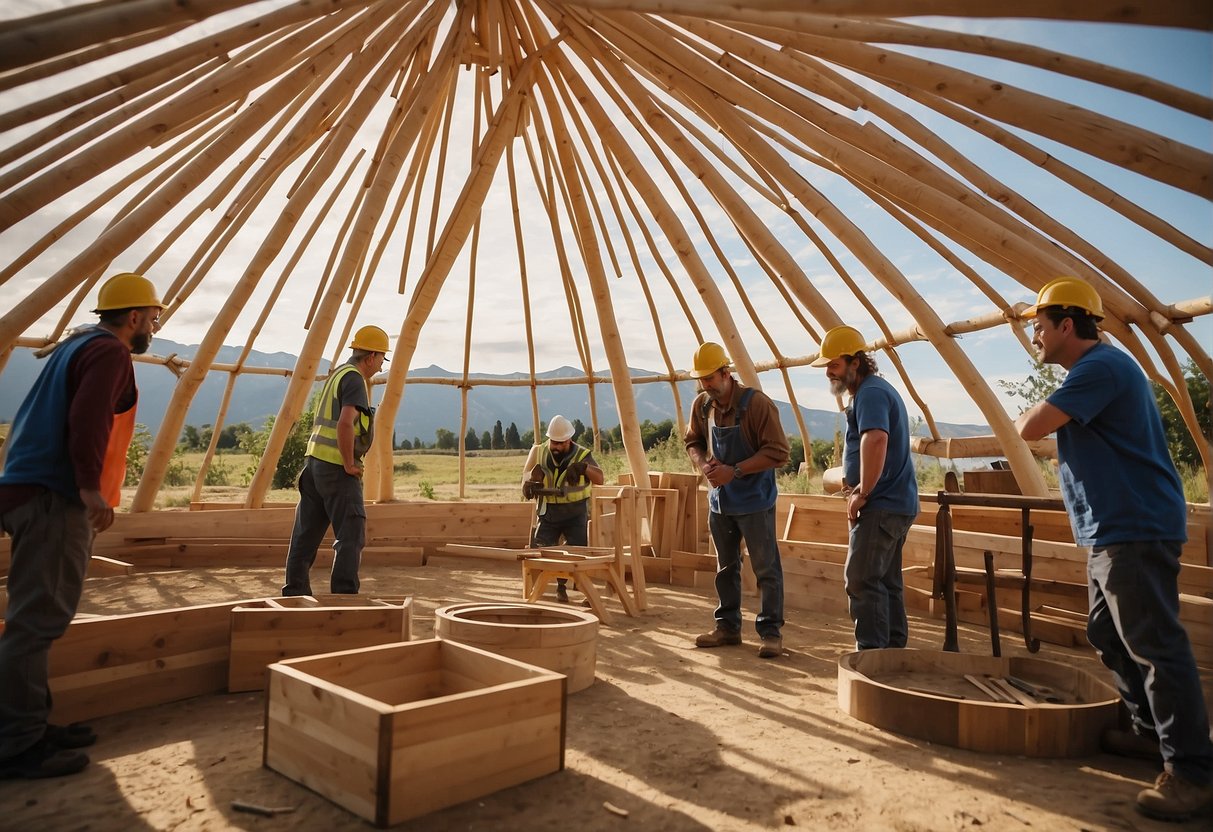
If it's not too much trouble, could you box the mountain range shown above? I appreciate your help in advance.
[1,338,992,445]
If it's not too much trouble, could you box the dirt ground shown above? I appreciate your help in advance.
[1,557,1210,832]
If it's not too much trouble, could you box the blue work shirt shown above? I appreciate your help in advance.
[843,374,918,516]
[1047,342,1186,548]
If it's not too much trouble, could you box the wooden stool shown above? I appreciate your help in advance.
[521,552,637,624]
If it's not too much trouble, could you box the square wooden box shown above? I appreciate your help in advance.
[228,594,412,692]
[264,638,566,826]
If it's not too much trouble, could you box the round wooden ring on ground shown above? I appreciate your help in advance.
[837,648,1120,757]
[434,602,600,692]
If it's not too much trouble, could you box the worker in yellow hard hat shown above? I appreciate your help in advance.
[283,325,389,596]
[813,325,918,652]
[0,272,164,778]
[520,414,603,603]
[1016,278,1212,820]
[684,342,790,659]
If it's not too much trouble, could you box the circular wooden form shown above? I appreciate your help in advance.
[838,649,1120,757]
[434,602,600,693]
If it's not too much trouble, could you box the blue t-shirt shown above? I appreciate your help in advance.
[1047,343,1186,548]
[843,375,918,516]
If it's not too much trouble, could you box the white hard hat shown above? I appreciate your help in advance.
[545,415,575,442]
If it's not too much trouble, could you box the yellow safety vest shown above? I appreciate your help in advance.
[538,443,592,505]
[306,364,373,465]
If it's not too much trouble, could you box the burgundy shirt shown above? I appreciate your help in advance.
[0,334,135,513]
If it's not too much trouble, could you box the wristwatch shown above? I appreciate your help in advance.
[732,464,744,480]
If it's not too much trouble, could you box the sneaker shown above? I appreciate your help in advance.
[1102,728,1162,765]
[555,583,570,603]
[0,738,89,780]
[695,628,741,648]
[757,636,783,659]
[45,723,97,749]
[1136,771,1213,821]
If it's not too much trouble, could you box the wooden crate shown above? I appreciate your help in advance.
[264,639,566,827]
[228,595,412,692]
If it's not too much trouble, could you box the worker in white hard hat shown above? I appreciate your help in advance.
[812,325,917,653]
[0,272,164,779]
[684,342,790,659]
[520,415,603,603]
[1016,278,1212,821]
[283,325,388,597]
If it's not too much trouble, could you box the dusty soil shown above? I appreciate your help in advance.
[2,557,1209,832]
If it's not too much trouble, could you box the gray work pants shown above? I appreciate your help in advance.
[0,489,93,759]
[283,457,366,595]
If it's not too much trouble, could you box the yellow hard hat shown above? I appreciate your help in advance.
[811,325,866,367]
[92,272,164,312]
[689,342,730,379]
[350,325,390,354]
[1023,277,1104,320]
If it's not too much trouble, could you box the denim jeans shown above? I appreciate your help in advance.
[1088,540,1213,786]
[533,501,589,590]
[845,508,914,650]
[283,457,366,595]
[0,489,93,759]
[708,507,784,639]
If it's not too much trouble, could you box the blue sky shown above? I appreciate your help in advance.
[0,5,1209,428]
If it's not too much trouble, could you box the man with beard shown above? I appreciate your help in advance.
[520,415,604,603]
[0,272,163,779]
[812,325,917,651]
[684,342,789,658]
[1016,277,1211,821]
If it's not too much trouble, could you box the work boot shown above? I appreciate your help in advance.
[0,738,89,780]
[757,635,783,659]
[555,582,570,604]
[45,723,97,749]
[1101,728,1162,765]
[1136,771,1213,821]
[695,627,741,648]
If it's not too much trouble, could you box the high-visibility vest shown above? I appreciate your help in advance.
[306,363,373,465]
[0,326,137,507]
[538,443,592,506]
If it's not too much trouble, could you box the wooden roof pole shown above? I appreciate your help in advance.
[538,6,758,386]
[0,22,192,94]
[128,5,406,510]
[0,0,347,126]
[564,1,1210,31]
[0,0,375,73]
[0,9,359,233]
[585,11,846,333]
[373,45,547,502]
[246,1,448,506]
[594,141,687,438]
[676,13,1212,117]
[755,27,1212,198]
[0,6,359,355]
[630,38,1048,495]
[0,57,229,196]
[504,151,543,440]
[542,73,650,607]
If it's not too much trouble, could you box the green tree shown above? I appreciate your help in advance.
[125,423,152,486]
[492,420,505,449]
[398,438,413,450]
[413,436,422,450]
[997,359,1066,414]
[504,422,521,449]
[216,422,252,450]
[435,428,456,450]
[480,430,492,450]
[465,427,480,451]
[810,438,836,471]
[571,418,586,440]
[1153,359,1211,469]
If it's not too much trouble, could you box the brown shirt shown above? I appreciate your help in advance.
[684,379,790,467]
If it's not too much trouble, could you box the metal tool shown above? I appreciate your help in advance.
[1005,674,1063,704]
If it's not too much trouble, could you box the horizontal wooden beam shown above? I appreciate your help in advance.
[911,434,1057,460]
